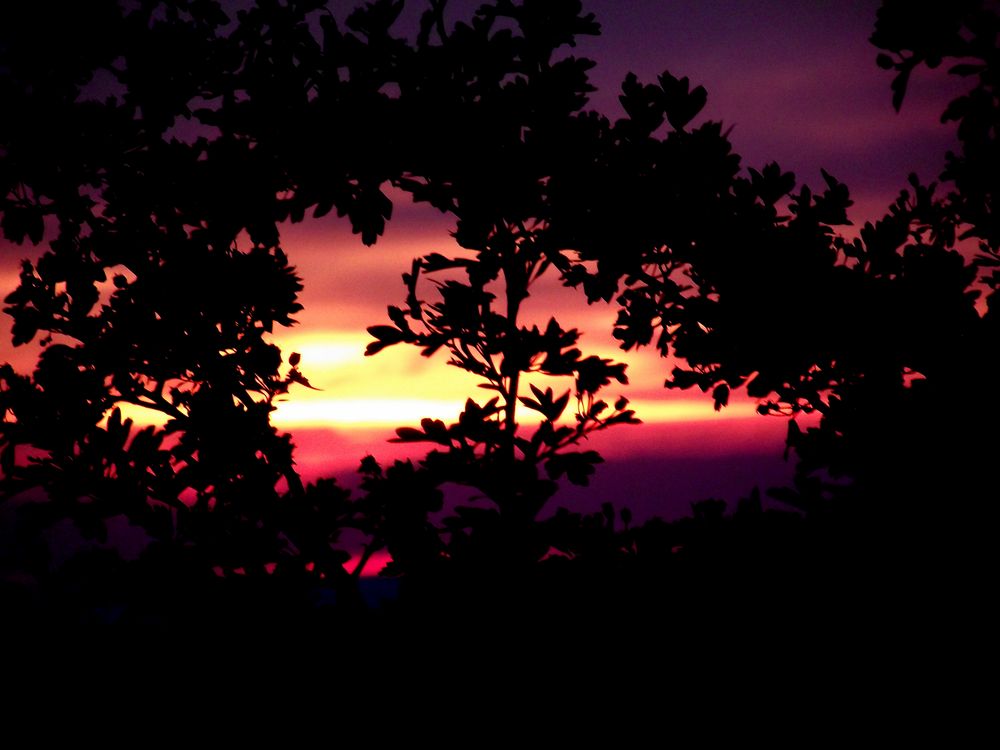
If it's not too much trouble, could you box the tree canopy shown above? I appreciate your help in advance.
[1,0,996,626]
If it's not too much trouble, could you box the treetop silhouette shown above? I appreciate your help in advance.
[1,0,995,623]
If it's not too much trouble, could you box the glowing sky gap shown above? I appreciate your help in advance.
[268,397,742,428]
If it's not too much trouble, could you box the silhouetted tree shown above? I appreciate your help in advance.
[569,0,999,590]
[3,0,995,625]
[0,0,648,618]
[355,1,647,607]
[0,0,412,618]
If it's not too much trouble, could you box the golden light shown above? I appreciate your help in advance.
[270,397,467,427]
[107,326,751,431]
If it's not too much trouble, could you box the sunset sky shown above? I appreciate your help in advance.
[0,0,963,520]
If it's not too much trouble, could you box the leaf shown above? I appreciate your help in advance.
[607,410,641,426]
[545,451,604,486]
[365,324,406,356]
[387,306,410,330]
[890,67,912,112]
[948,63,985,77]
[422,253,472,272]
[368,325,404,342]
[289,370,320,390]
[550,391,570,420]
[658,70,707,129]
[390,427,426,443]
[518,396,544,413]
[313,197,336,219]
[586,400,607,420]
[712,383,730,410]
[941,95,970,123]
[420,418,451,445]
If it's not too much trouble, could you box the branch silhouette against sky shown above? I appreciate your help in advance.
[0,0,995,625]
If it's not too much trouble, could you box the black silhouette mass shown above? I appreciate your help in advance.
[0,0,995,631]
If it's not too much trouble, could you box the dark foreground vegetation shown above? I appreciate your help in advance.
[0,0,996,633]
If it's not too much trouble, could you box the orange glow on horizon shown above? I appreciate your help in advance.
[114,392,752,431]
[269,395,742,428]
[270,397,470,426]
[102,327,760,430]
[267,328,759,428]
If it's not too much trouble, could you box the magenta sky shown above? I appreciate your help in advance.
[0,1,961,520]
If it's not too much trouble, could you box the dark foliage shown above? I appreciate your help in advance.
[1,0,995,626]
[0,0,390,616]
